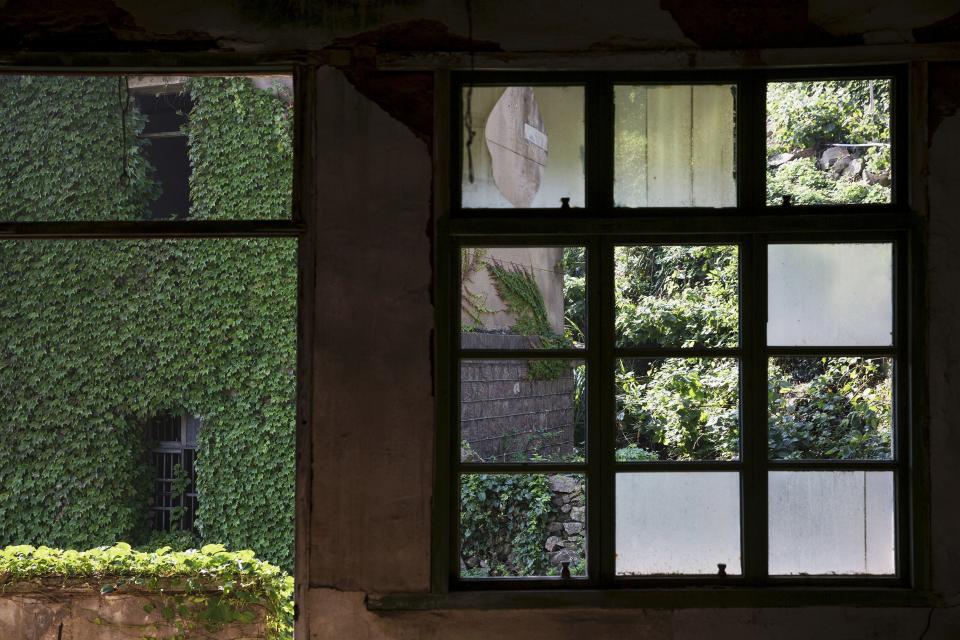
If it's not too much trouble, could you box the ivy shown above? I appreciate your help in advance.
[486,260,571,380]
[0,543,293,639]
[0,76,296,574]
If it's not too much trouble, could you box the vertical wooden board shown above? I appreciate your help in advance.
[692,85,736,207]
[646,86,693,206]
[614,86,648,207]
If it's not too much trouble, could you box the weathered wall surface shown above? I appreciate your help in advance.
[2,1,960,56]
[0,592,265,640]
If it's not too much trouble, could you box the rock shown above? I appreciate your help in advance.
[570,506,585,522]
[767,152,794,167]
[865,169,891,186]
[561,504,571,513]
[548,521,563,534]
[564,522,584,535]
[549,475,579,493]
[466,556,479,568]
[818,146,851,171]
[794,147,816,159]
[552,497,564,507]
[545,536,562,551]
[841,157,863,179]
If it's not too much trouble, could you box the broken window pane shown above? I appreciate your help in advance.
[461,86,585,209]
[0,74,293,221]
[615,84,736,207]
[769,471,895,575]
[616,358,739,462]
[461,360,586,463]
[461,246,585,349]
[769,357,893,460]
[616,472,741,575]
[767,243,893,346]
[460,473,586,578]
[615,245,738,348]
[766,79,892,206]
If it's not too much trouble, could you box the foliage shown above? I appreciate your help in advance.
[767,80,890,155]
[616,358,739,461]
[766,157,889,205]
[486,259,571,380]
[0,543,293,639]
[460,474,583,577]
[615,245,738,349]
[0,76,296,572]
[769,357,892,460]
[766,79,891,205]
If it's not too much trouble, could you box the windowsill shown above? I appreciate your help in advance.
[366,587,941,611]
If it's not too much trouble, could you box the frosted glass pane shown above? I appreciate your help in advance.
[460,246,585,348]
[460,474,586,578]
[615,358,739,462]
[769,471,895,575]
[616,472,741,575]
[766,79,892,206]
[769,357,893,460]
[615,245,738,348]
[615,85,736,208]
[460,360,585,463]
[462,86,584,209]
[767,243,892,346]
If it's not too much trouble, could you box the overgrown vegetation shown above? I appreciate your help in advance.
[460,80,894,574]
[0,77,295,573]
[766,79,891,205]
[0,543,293,639]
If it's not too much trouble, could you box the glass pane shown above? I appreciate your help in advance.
[460,474,586,578]
[767,243,892,346]
[766,79,892,205]
[616,472,741,575]
[0,239,296,572]
[461,247,585,349]
[461,86,584,209]
[769,357,893,460]
[0,74,293,221]
[461,360,586,463]
[615,245,738,348]
[615,85,736,207]
[616,358,739,461]
[769,471,895,575]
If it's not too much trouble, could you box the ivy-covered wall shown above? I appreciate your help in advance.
[0,76,296,571]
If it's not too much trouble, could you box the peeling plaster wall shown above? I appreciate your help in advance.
[3,1,960,55]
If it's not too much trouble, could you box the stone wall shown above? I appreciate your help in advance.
[543,474,586,571]
[460,335,576,462]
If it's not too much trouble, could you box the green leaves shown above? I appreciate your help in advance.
[0,544,292,638]
[0,77,296,576]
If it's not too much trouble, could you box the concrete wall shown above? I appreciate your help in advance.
[461,247,565,335]
[3,2,960,639]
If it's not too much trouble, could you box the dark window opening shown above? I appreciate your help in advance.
[134,88,192,220]
[149,412,200,533]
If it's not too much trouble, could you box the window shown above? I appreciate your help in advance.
[0,71,305,574]
[149,412,201,533]
[439,68,915,590]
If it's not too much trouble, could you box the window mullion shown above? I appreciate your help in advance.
[741,233,769,584]
[596,237,616,584]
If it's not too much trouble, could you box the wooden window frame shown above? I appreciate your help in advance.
[430,65,930,600]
